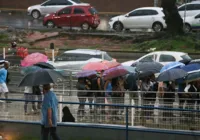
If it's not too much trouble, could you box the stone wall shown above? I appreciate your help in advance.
[0,0,154,13]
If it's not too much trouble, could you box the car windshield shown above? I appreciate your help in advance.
[89,7,98,15]
[181,54,192,61]
[71,0,81,3]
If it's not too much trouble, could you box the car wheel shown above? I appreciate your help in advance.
[113,22,123,32]
[46,21,55,28]
[183,23,191,33]
[81,22,90,30]
[152,22,163,32]
[31,10,40,19]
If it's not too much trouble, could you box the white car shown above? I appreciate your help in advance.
[48,49,115,70]
[183,12,200,32]
[27,0,89,19]
[178,1,200,17]
[122,51,192,66]
[108,7,166,32]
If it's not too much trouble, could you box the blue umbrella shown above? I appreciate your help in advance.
[20,66,41,75]
[157,68,187,82]
[160,62,185,73]
[181,63,200,73]
[123,66,136,73]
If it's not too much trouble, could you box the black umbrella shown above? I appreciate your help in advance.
[157,68,187,82]
[19,69,64,87]
[34,62,55,69]
[135,62,163,74]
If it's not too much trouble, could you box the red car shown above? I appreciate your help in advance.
[43,5,100,30]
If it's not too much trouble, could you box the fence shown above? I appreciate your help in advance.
[0,90,200,132]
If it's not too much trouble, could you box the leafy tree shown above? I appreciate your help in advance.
[161,0,184,35]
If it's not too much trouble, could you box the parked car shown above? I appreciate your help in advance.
[27,0,89,19]
[183,12,200,32]
[108,7,166,32]
[48,49,115,70]
[43,5,100,30]
[122,51,192,66]
[178,1,200,17]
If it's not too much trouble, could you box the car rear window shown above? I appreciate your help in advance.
[89,7,98,15]
[181,54,192,61]
[94,53,112,61]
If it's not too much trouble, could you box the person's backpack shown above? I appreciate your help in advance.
[33,86,41,95]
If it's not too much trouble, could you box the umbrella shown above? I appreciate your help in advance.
[20,66,41,75]
[185,71,200,82]
[103,65,128,79]
[123,66,136,73]
[157,68,187,82]
[19,69,64,87]
[82,61,120,71]
[76,70,97,78]
[21,53,48,67]
[34,62,55,69]
[160,62,185,73]
[181,63,200,73]
[135,62,163,74]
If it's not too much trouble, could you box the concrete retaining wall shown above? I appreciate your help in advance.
[0,120,200,140]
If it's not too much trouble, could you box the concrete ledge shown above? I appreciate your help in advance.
[0,120,200,140]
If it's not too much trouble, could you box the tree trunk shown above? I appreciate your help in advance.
[161,0,184,35]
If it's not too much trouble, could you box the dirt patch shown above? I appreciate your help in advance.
[30,35,132,51]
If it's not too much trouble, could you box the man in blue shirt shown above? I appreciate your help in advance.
[41,84,60,140]
[0,62,9,101]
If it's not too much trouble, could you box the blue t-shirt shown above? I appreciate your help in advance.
[105,82,112,96]
[0,68,7,84]
[41,91,58,127]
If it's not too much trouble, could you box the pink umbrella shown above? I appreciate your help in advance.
[82,61,120,71]
[21,53,48,67]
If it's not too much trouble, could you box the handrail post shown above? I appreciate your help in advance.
[126,107,129,140]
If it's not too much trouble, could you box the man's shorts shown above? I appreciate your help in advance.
[0,83,9,93]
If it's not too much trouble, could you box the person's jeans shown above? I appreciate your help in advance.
[41,126,60,140]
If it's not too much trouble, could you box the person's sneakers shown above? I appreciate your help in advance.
[25,112,29,115]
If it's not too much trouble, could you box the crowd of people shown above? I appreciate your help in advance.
[76,70,200,120]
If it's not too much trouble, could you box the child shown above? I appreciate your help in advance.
[62,106,75,122]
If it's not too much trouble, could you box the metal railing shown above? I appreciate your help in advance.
[0,96,200,140]
[0,91,200,131]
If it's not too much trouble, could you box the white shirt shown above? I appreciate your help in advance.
[24,86,33,94]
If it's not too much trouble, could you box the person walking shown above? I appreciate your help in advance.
[41,84,60,140]
[24,86,37,115]
[0,62,9,102]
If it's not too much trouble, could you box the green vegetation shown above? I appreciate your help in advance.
[0,34,9,41]
[131,34,200,53]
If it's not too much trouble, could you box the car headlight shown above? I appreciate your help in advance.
[27,7,31,11]
[45,14,50,17]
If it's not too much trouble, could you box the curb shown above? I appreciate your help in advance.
[0,8,125,15]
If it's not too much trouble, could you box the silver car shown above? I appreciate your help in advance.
[27,0,89,19]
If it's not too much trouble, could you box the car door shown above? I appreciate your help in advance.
[71,7,86,27]
[40,0,58,15]
[55,7,72,27]
[122,9,155,29]
[122,10,144,29]
[159,54,176,65]
[139,9,158,28]
[178,4,197,17]
[191,13,200,29]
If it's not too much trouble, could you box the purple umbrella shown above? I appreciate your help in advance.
[76,70,97,78]
[103,65,128,79]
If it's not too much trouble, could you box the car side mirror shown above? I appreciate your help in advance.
[125,14,129,17]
